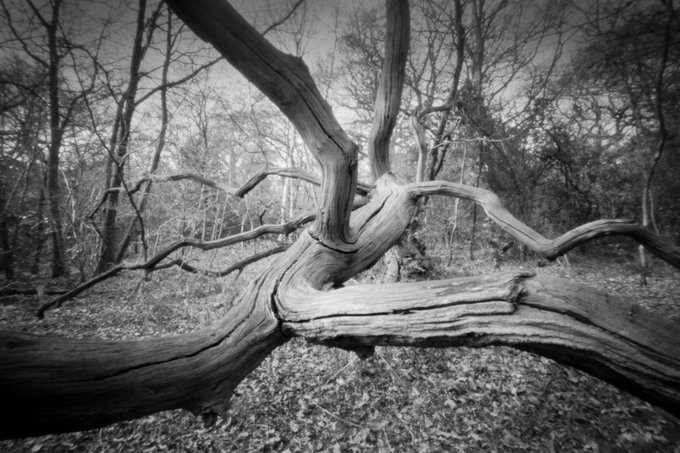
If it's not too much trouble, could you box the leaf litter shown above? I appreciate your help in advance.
[0,253,679,452]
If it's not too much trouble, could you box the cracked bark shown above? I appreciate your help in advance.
[2,0,680,441]
[281,272,680,417]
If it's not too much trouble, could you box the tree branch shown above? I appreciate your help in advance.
[41,195,369,317]
[281,272,680,417]
[37,211,312,316]
[165,0,358,244]
[260,0,305,37]
[367,0,410,180]
[90,167,372,221]
[133,57,223,107]
[3,290,285,438]
[408,181,680,269]
[235,166,373,198]
[160,244,289,277]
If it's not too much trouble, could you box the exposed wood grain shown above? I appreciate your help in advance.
[4,0,680,442]
[281,273,680,417]
[2,274,284,438]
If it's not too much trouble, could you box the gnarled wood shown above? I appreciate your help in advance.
[2,275,284,438]
[281,272,680,417]
[3,0,680,444]
[1,177,413,439]
[408,180,680,269]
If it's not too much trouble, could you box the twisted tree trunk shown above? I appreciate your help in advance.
[1,0,679,441]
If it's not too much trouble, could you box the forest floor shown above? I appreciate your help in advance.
[1,247,680,453]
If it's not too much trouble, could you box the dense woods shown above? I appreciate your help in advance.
[1,0,679,447]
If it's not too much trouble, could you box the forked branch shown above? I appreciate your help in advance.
[37,211,317,317]
[90,166,365,219]
[158,244,290,277]
[166,0,358,244]
[408,181,680,269]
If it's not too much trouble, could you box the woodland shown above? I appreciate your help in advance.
[0,0,680,451]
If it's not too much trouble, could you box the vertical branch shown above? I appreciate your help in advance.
[644,0,673,213]
[426,0,465,181]
[116,5,174,263]
[638,0,673,284]
[367,0,410,180]
[411,115,428,183]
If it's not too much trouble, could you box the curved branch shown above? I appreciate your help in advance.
[281,272,680,417]
[260,0,305,37]
[234,167,372,198]
[367,0,410,180]
[88,173,233,219]
[41,195,370,317]
[38,212,317,317]
[408,181,680,269]
[143,211,314,268]
[165,0,358,244]
[162,244,289,277]
[89,167,372,220]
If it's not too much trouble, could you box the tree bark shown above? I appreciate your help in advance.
[3,0,680,442]
[367,0,410,180]
[96,0,158,273]
[114,7,174,264]
[45,0,67,277]
[31,179,46,275]
[1,275,284,438]
[3,209,680,438]
[281,272,680,418]
[165,0,359,245]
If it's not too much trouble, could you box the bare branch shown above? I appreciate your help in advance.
[235,167,373,198]
[166,0,358,244]
[134,57,223,106]
[164,244,289,277]
[260,0,305,37]
[408,181,680,269]
[90,167,373,221]
[367,0,410,180]
[38,212,315,316]
[39,194,371,317]
[234,167,319,197]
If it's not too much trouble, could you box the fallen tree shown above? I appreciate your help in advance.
[1,0,679,440]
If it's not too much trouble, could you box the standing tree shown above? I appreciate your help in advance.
[1,0,101,277]
[94,0,163,273]
[1,0,679,439]
[92,0,220,273]
[563,0,679,283]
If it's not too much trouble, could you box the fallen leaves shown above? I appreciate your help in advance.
[1,255,679,451]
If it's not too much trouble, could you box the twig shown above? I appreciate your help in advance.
[309,401,364,429]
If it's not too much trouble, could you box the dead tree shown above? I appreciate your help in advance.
[1,0,679,439]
